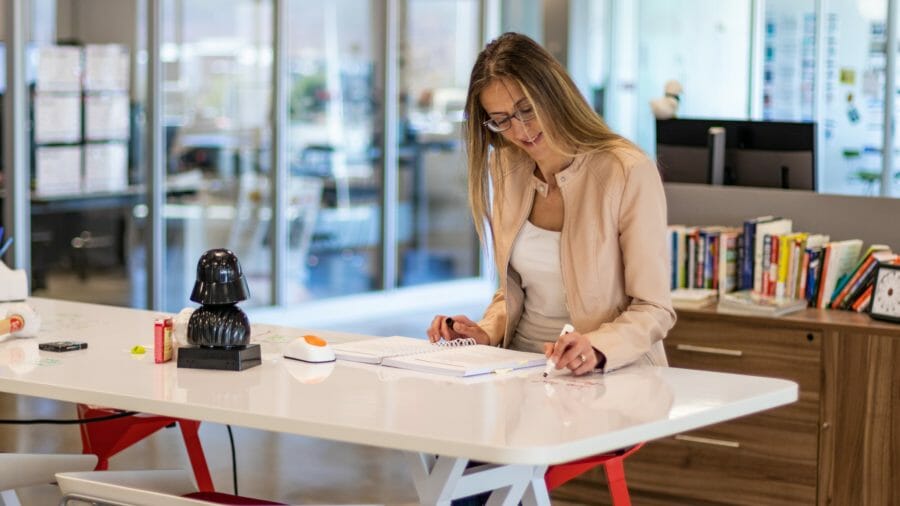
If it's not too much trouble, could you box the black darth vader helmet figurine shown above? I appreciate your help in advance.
[190,248,250,305]
[187,304,251,348]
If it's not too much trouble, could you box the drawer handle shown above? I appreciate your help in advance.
[676,344,743,357]
[675,435,741,448]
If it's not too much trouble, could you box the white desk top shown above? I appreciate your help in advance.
[0,298,797,466]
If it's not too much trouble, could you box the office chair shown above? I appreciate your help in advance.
[544,443,644,506]
[75,404,215,492]
[0,453,97,506]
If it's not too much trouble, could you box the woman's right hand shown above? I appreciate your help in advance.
[427,314,490,345]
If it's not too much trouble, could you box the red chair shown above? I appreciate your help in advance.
[544,443,644,506]
[76,404,215,492]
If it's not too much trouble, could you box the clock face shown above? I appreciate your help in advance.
[872,267,900,318]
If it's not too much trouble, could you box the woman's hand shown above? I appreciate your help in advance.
[427,315,490,345]
[543,330,605,376]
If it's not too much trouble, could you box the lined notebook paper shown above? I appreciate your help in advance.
[331,336,545,377]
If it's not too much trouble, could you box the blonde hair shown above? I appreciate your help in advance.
[464,32,636,242]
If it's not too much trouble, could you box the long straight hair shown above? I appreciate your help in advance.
[464,32,636,243]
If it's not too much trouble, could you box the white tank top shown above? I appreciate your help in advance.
[508,220,571,353]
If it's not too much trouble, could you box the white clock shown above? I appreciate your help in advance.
[870,263,900,323]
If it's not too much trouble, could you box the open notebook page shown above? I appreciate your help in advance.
[332,335,446,364]
[382,345,546,377]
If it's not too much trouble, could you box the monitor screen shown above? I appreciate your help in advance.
[655,118,816,191]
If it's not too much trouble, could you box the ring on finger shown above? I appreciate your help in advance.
[578,353,587,364]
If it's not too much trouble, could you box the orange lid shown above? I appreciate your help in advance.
[303,334,327,347]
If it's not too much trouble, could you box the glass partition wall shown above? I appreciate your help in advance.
[160,0,275,310]
[3,0,488,311]
[398,0,481,287]
[286,0,382,300]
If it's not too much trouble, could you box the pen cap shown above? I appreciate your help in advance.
[190,249,250,305]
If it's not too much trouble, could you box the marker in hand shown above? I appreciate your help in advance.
[543,323,575,377]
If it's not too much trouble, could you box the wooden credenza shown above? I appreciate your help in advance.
[551,307,900,506]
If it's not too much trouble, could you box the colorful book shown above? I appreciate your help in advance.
[741,216,775,291]
[851,285,874,312]
[717,229,741,296]
[815,239,863,309]
[753,218,792,294]
[830,247,892,309]
[718,290,808,317]
[803,234,830,303]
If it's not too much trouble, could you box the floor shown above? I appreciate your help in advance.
[4,274,518,506]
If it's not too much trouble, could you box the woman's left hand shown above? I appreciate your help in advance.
[543,331,603,376]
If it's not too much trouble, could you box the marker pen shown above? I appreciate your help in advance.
[543,323,575,377]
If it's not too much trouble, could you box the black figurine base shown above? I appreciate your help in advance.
[177,344,261,371]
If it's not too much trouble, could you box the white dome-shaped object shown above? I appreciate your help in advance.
[172,307,195,346]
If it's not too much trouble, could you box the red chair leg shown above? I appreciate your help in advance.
[545,461,603,490]
[545,443,644,504]
[76,404,215,492]
[604,457,631,506]
[178,420,215,492]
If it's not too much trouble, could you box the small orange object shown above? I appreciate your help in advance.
[303,334,327,347]
[9,316,23,332]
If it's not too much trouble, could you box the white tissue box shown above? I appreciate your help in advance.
[0,262,28,302]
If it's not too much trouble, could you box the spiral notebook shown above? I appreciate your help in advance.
[331,336,546,377]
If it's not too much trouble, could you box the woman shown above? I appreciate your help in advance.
[427,32,675,376]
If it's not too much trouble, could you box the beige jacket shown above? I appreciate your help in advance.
[478,147,675,371]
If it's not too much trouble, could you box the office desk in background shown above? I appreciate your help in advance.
[0,298,798,505]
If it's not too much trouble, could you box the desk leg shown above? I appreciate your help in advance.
[405,453,546,506]
[520,466,551,506]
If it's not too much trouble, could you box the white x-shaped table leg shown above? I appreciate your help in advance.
[405,453,550,506]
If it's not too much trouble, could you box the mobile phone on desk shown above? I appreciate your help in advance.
[38,341,88,352]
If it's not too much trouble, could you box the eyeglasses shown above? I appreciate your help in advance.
[482,103,537,133]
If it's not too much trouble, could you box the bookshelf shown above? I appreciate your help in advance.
[551,305,900,506]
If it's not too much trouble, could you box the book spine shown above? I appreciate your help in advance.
[761,234,772,295]
[742,221,755,291]
[798,250,810,302]
[851,284,874,312]
[816,245,834,308]
[831,255,874,309]
[840,260,881,310]
[687,234,696,289]
[669,229,677,290]
[769,234,780,297]
[736,233,745,290]
[776,234,791,299]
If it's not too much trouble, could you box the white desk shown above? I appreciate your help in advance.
[0,298,797,505]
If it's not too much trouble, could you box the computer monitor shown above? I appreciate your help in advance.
[655,118,816,191]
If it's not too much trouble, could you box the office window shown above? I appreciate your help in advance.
[817,1,894,196]
[22,1,147,308]
[397,0,481,287]
[286,0,382,300]
[161,0,274,311]
[634,0,752,154]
